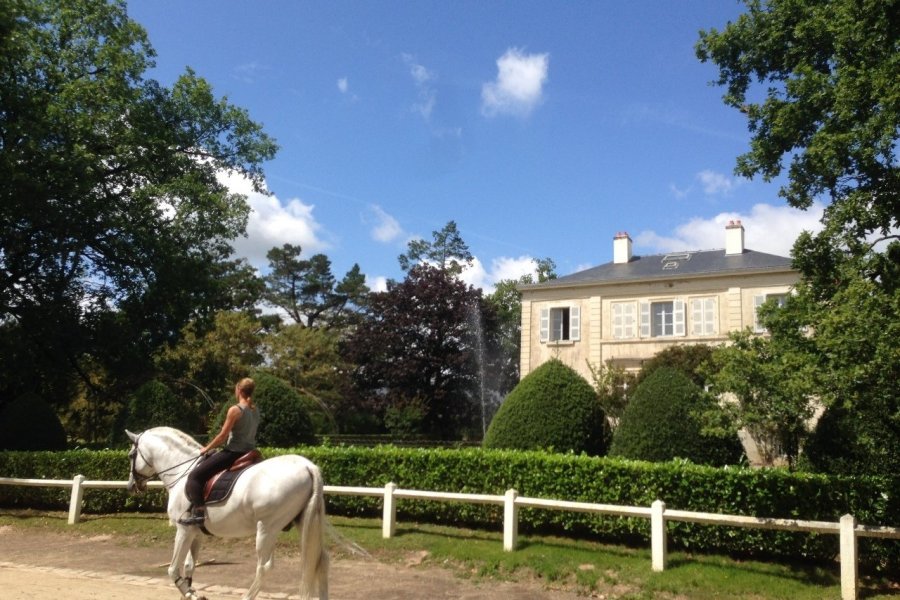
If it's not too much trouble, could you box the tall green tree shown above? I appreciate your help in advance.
[0,0,276,421]
[263,244,368,329]
[697,0,899,277]
[398,220,474,276]
[487,257,557,399]
[697,0,900,474]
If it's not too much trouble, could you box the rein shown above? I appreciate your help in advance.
[130,432,204,489]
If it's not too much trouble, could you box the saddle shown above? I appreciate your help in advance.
[202,449,263,505]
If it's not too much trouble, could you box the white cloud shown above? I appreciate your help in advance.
[217,171,327,270]
[481,48,549,118]
[402,54,437,120]
[368,204,404,243]
[366,274,389,293]
[337,77,348,93]
[634,202,825,257]
[697,169,737,195]
[459,255,545,293]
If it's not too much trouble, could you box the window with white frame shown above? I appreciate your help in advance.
[639,299,685,338]
[612,301,637,339]
[753,293,787,332]
[539,305,581,343]
[690,297,718,336]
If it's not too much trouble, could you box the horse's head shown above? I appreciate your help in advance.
[125,429,153,494]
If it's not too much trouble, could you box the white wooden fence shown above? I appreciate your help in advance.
[2,475,898,600]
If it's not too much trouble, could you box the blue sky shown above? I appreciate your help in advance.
[128,0,823,292]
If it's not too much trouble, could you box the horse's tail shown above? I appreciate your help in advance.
[297,461,328,600]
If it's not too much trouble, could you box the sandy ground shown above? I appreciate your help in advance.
[0,524,589,600]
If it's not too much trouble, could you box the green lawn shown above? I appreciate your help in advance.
[1,510,897,600]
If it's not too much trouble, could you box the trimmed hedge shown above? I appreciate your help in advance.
[0,446,896,571]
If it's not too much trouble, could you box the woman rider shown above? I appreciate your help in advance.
[179,377,260,525]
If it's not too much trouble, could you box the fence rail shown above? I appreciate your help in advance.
[2,476,898,600]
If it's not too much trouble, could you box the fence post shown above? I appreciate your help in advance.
[68,475,85,525]
[840,514,858,600]
[651,499,667,572]
[503,488,519,551]
[382,482,397,539]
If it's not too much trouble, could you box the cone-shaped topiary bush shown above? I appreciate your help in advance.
[483,359,608,455]
[610,366,743,466]
[209,372,315,447]
[0,393,67,450]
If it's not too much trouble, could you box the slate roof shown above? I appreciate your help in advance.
[521,248,795,290]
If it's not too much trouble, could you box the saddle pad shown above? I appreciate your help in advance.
[202,450,263,505]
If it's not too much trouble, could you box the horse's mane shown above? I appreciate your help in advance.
[147,426,201,452]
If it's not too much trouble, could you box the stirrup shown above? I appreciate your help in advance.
[178,507,206,526]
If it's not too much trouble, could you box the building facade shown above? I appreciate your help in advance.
[519,221,798,381]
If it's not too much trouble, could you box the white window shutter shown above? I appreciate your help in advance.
[569,306,580,341]
[706,298,717,335]
[691,299,703,336]
[612,303,623,339]
[674,299,686,336]
[639,301,650,338]
[539,307,549,342]
[753,294,766,332]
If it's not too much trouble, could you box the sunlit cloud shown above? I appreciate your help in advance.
[481,48,549,118]
[368,204,404,243]
[337,77,349,93]
[697,169,737,195]
[402,53,437,120]
[460,255,544,292]
[217,171,328,271]
[634,202,825,257]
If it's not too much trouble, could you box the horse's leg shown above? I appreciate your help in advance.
[169,526,204,600]
[184,536,203,591]
[242,521,278,600]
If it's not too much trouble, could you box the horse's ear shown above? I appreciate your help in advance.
[126,430,139,442]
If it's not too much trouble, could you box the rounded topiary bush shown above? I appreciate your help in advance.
[0,393,67,450]
[210,372,315,448]
[610,366,743,466]
[122,380,196,434]
[483,359,608,455]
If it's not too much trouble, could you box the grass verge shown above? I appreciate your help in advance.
[0,509,897,599]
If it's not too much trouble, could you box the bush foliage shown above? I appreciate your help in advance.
[483,359,608,455]
[610,367,743,466]
[121,380,196,435]
[209,372,315,447]
[0,446,896,571]
[0,393,67,451]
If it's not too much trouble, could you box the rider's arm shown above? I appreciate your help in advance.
[200,405,242,454]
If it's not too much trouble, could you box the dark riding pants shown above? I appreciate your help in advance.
[184,449,241,507]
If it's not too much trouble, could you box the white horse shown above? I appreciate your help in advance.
[125,427,328,600]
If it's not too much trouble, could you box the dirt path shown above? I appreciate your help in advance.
[0,524,587,600]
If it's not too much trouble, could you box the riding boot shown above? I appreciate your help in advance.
[178,505,207,526]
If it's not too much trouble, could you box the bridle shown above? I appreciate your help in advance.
[129,432,204,490]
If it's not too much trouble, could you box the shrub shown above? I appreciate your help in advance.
[121,380,196,435]
[801,400,900,478]
[0,446,896,572]
[610,367,743,466]
[483,359,608,456]
[634,344,716,388]
[0,393,67,450]
[209,372,315,447]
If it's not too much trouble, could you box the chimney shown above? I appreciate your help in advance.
[613,231,633,264]
[725,220,745,255]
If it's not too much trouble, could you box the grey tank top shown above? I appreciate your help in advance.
[224,404,260,453]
